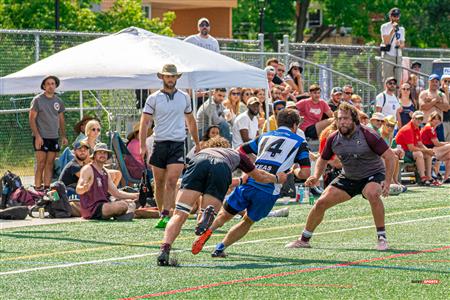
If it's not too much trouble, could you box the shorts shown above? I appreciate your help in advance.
[304,124,318,140]
[180,154,232,201]
[149,141,185,169]
[404,150,414,163]
[32,137,60,152]
[331,172,385,198]
[91,202,107,220]
[224,184,279,222]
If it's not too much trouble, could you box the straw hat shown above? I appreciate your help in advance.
[157,64,182,79]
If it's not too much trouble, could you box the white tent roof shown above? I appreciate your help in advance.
[0,27,267,95]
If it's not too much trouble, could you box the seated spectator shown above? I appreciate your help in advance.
[127,122,151,165]
[376,77,401,120]
[263,100,286,132]
[369,112,385,133]
[398,82,415,128]
[232,97,260,148]
[285,62,304,94]
[77,143,139,220]
[271,85,283,101]
[264,66,276,91]
[276,62,286,84]
[254,88,268,129]
[73,115,99,144]
[342,85,354,104]
[380,116,405,186]
[223,87,241,124]
[59,140,90,197]
[351,94,363,111]
[420,112,450,183]
[296,84,333,140]
[328,87,343,112]
[395,111,434,186]
[239,88,253,114]
[196,88,232,142]
[266,57,284,85]
[186,125,221,162]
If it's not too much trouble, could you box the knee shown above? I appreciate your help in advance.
[165,177,179,189]
[365,188,381,203]
[414,151,423,160]
[313,199,329,212]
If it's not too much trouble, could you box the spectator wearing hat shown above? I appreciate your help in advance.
[29,75,68,191]
[395,111,434,186]
[380,115,404,186]
[440,74,450,142]
[266,58,285,85]
[369,112,385,133]
[73,115,99,144]
[184,17,219,53]
[77,143,138,220]
[232,97,260,148]
[411,61,425,91]
[140,64,200,228]
[380,7,405,83]
[328,87,343,112]
[419,74,449,140]
[59,140,90,197]
[285,62,304,94]
[375,77,401,120]
[264,66,276,91]
[263,100,286,132]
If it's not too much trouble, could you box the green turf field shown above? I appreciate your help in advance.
[1,186,449,299]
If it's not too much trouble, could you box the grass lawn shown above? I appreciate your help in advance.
[0,186,449,299]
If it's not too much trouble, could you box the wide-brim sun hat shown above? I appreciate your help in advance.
[157,64,182,79]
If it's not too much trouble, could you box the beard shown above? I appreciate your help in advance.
[163,81,176,89]
[201,29,209,35]
[75,154,87,162]
[338,123,355,137]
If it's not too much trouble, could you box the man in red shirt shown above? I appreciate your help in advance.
[395,111,433,185]
[296,84,334,140]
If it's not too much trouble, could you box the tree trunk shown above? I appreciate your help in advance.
[295,0,310,42]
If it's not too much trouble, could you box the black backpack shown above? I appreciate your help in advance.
[0,171,23,209]
[138,170,155,208]
[29,181,72,218]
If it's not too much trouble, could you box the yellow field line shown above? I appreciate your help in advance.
[1,205,449,262]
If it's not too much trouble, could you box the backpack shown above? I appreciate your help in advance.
[9,187,44,207]
[29,181,72,218]
[0,171,23,209]
[138,170,155,208]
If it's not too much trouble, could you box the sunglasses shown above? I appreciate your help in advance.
[391,14,400,17]
[231,92,241,96]
[278,69,285,72]
[274,106,285,111]
[387,81,396,85]
[401,88,410,91]
[374,120,384,122]
[199,22,209,27]
[444,80,450,84]
[415,117,424,121]
[91,128,101,132]
[344,92,353,95]
[386,124,395,128]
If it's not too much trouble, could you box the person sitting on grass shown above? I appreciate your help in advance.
[76,143,138,220]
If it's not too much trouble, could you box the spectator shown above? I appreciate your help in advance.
[407,73,420,108]
[76,143,138,220]
[395,111,433,186]
[296,84,333,140]
[420,112,450,183]
[411,61,425,91]
[271,85,283,101]
[380,115,404,186]
[342,85,354,104]
[276,62,286,82]
[254,88,268,129]
[59,140,90,197]
[328,87,343,111]
[186,125,221,162]
[223,88,241,123]
[351,94,363,111]
[263,100,286,132]
[139,64,200,228]
[127,122,151,165]
[239,88,253,113]
[419,74,449,141]
[196,88,232,142]
[183,17,219,53]
[369,112,385,133]
[266,58,284,85]
[73,115,98,144]
[29,75,68,190]
[380,7,405,82]
[440,74,450,142]
[398,82,415,128]
[232,97,260,148]
[285,62,304,94]
[376,77,401,120]
[264,66,276,91]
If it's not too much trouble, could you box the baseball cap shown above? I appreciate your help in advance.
[198,17,210,26]
[385,76,397,84]
[370,112,385,121]
[428,74,440,81]
[273,100,286,108]
[264,66,275,73]
[331,87,343,94]
[412,111,424,119]
[411,61,422,68]
[389,8,400,16]
[247,97,260,106]
[441,74,450,80]
[73,140,89,150]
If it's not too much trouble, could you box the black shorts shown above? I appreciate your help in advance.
[330,172,385,198]
[304,125,318,140]
[91,202,108,220]
[150,141,185,169]
[180,154,232,201]
[32,137,61,152]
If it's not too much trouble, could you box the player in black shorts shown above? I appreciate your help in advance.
[156,137,287,266]
[286,102,396,251]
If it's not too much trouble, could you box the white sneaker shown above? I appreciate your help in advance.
[377,236,389,251]
[285,239,311,248]
[269,207,289,218]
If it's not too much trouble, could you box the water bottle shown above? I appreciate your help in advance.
[309,191,315,205]
[304,187,309,204]
[296,184,304,203]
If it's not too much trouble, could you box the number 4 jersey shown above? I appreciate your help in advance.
[241,126,311,195]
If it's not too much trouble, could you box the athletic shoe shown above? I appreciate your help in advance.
[401,185,408,193]
[155,216,170,229]
[195,205,215,236]
[156,248,170,266]
[114,212,134,221]
[268,207,289,218]
[443,178,450,184]
[285,239,311,248]
[192,229,212,255]
[211,249,228,258]
[377,236,389,251]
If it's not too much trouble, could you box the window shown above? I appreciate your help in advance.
[142,5,151,19]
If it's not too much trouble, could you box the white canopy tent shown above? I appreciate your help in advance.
[0,27,267,94]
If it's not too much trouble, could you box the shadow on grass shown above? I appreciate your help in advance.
[349,264,450,274]
[11,230,66,234]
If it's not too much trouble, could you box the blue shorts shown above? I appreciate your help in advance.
[224,184,279,222]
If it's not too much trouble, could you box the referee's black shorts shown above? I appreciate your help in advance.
[180,154,232,202]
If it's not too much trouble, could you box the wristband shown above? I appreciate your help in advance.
[239,178,243,185]
[275,174,279,183]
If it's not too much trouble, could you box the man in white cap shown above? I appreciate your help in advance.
[184,17,220,53]
[376,77,401,120]
[140,64,200,229]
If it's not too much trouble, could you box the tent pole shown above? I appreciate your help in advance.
[79,90,83,120]
[265,87,270,131]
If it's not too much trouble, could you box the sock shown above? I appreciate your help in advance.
[215,242,225,252]
[161,209,170,218]
[160,243,171,251]
[300,229,313,242]
[377,226,386,239]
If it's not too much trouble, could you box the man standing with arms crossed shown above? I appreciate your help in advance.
[286,103,396,251]
[139,64,200,228]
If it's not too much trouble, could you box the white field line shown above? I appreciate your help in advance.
[1,214,449,276]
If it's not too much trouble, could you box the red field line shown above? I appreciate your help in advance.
[120,245,450,299]
[241,283,353,288]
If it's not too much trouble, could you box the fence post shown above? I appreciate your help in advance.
[258,33,264,68]
[283,34,289,69]
[34,33,40,62]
